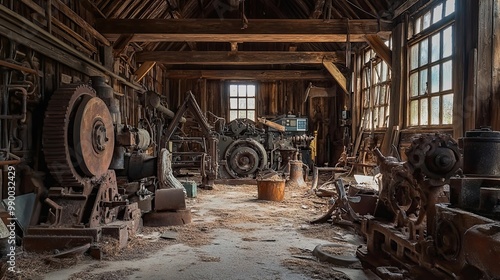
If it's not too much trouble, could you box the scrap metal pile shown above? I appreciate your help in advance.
[317,132,500,279]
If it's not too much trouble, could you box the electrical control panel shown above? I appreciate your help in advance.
[272,116,308,132]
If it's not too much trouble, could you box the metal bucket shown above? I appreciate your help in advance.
[257,179,285,201]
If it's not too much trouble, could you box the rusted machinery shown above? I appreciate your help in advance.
[19,79,190,254]
[24,83,142,253]
[357,132,500,279]
[217,116,314,179]
[164,91,314,184]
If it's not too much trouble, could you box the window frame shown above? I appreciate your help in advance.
[407,0,456,128]
[361,45,392,131]
[227,82,257,122]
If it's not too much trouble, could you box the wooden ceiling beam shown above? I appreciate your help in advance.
[165,70,331,80]
[136,51,345,65]
[96,19,392,43]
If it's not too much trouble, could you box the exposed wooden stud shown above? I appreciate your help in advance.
[20,0,102,52]
[165,70,330,80]
[364,35,392,68]
[51,17,97,52]
[135,61,157,81]
[96,19,393,43]
[322,61,348,94]
[289,45,297,52]
[136,51,345,65]
[52,0,110,46]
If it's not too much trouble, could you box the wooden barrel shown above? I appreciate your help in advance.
[257,179,285,201]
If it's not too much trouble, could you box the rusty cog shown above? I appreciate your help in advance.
[43,84,115,187]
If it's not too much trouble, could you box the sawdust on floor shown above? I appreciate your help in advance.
[7,180,358,279]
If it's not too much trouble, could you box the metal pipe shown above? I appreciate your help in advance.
[0,150,22,166]
[0,159,21,166]
[0,87,27,123]
[147,91,186,122]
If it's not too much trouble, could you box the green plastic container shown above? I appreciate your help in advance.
[181,181,197,198]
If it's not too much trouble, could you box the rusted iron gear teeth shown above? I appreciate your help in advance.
[42,84,96,187]
[404,133,461,181]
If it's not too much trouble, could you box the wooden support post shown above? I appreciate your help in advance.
[230,42,238,52]
[323,61,348,94]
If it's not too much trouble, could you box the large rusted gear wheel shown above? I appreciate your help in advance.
[43,84,115,187]
[405,133,461,186]
[224,138,268,178]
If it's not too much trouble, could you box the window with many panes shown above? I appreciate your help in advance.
[229,83,256,121]
[361,44,391,130]
[408,0,455,126]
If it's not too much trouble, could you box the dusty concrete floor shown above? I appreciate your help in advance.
[17,183,378,280]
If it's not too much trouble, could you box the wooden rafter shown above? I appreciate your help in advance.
[323,61,348,93]
[96,19,392,43]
